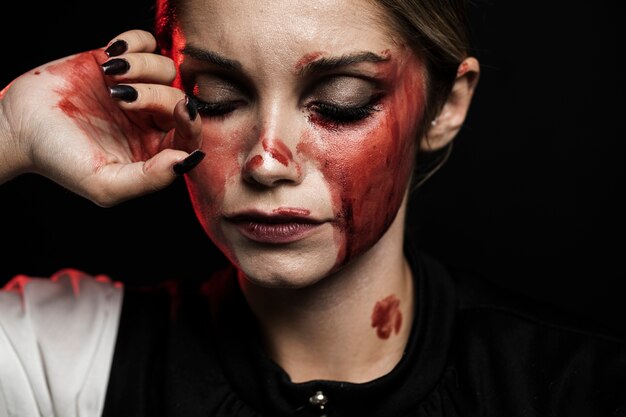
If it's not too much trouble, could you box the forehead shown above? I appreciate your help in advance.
[175,0,399,64]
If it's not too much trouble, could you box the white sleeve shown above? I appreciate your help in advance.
[0,269,123,417]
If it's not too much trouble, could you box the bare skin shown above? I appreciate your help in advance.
[0,0,479,383]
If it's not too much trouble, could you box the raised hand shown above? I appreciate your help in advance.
[0,29,203,207]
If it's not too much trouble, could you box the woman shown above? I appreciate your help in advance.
[1,0,624,416]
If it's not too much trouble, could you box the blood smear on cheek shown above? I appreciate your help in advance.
[196,124,244,208]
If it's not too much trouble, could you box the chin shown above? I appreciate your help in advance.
[231,244,339,289]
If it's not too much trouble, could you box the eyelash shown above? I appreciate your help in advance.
[194,100,241,117]
[310,101,379,125]
[191,95,382,125]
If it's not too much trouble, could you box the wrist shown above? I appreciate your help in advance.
[0,95,30,183]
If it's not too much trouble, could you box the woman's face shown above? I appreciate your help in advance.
[171,0,427,287]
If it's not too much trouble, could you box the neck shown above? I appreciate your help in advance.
[238,202,414,383]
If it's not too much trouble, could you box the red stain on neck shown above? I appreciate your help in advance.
[262,138,292,166]
[371,294,402,339]
[294,51,324,71]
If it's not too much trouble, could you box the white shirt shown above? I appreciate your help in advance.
[0,269,123,417]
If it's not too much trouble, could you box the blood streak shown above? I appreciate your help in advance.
[263,138,292,166]
[371,294,402,339]
[244,155,264,171]
[296,50,424,268]
[294,51,325,72]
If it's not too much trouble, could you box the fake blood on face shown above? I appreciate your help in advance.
[297,51,425,268]
[186,47,425,274]
[262,138,292,166]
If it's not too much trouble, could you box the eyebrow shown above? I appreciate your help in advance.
[298,52,390,76]
[181,45,242,71]
[180,46,389,76]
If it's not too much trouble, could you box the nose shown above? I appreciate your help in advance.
[242,124,303,188]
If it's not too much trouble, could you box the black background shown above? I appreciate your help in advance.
[1,2,624,337]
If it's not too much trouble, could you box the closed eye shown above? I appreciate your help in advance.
[193,98,245,117]
[309,93,382,127]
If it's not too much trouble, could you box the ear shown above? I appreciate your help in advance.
[420,57,480,151]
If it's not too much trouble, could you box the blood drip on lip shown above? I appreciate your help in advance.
[272,207,311,216]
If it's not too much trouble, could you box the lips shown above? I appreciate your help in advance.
[225,209,323,244]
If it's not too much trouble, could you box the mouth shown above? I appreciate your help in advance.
[225,209,323,244]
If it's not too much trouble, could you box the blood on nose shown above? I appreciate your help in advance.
[262,138,293,166]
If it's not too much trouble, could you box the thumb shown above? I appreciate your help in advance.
[86,148,205,207]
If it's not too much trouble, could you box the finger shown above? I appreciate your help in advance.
[99,101,205,204]
[104,29,157,57]
[109,83,185,131]
[85,148,203,207]
[102,52,176,85]
[169,96,203,153]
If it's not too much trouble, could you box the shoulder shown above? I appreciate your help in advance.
[448,267,626,415]
[102,267,239,416]
[453,268,626,347]
[0,269,124,417]
[1,267,123,309]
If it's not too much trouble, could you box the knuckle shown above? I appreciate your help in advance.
[162,59,177,82]
[135,30,157,51]
[91,189,117,208]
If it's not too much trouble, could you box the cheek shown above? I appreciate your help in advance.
[186,123,246,236]
[299,74,423,265]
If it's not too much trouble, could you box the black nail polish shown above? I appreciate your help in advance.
[105,39,128,57]
[173,150,206,176]
[185,95,198,121]
[102,58,130,75]
[109,85,138,103]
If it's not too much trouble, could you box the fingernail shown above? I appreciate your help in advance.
[185,95,198,121]
[173,150,206,176]
[109,85,138,102]
[102,58,130,75]
[105,39,128,57]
